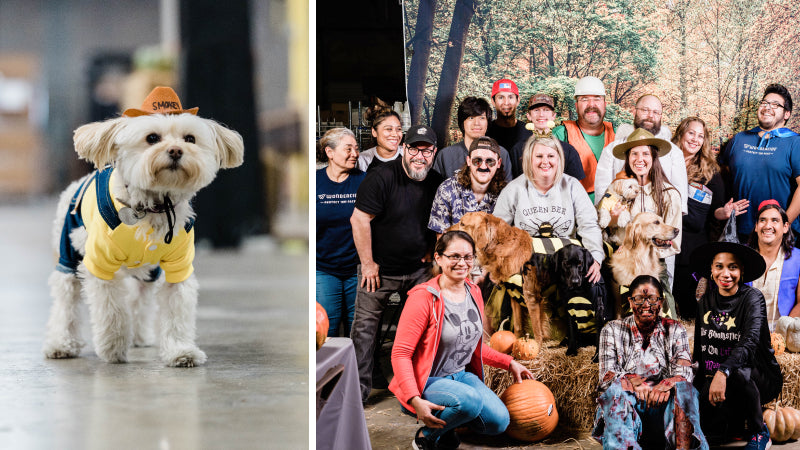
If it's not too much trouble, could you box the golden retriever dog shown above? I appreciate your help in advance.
[608,211,679,316]
[597,177,640,246]
[449,212,551,348]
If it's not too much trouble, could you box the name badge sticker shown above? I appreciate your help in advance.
[688,182,713,205]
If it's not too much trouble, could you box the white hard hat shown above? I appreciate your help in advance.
[574,76,606,97]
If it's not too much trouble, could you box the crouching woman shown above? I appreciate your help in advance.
[592,275,707,450]
[389,230,532,450]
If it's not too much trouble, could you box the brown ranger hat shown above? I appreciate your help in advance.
[612,128,672,160]
[527,93,555,110]
[122,86,199,117]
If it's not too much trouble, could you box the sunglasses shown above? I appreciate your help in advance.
[471,157,497,168]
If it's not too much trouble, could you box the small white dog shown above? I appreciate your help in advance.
[43,87,244,366]
[597,176,640,246]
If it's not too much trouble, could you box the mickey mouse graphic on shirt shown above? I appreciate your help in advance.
[440,308,482,374]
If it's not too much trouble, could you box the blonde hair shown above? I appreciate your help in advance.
[522,136,565,186]
[672,117,719,184]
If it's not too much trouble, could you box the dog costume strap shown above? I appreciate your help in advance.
[95,167,123,230]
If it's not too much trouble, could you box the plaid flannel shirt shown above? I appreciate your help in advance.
[597,315,693,393]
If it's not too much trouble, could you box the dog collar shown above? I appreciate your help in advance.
[117,196,178,244]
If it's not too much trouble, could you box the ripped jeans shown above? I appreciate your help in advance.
[592,378,708,450]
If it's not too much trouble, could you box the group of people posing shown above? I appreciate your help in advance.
[316,76,800,449]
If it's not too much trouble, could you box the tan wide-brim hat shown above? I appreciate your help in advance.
[122,86,199,117]
[612,128,672,159]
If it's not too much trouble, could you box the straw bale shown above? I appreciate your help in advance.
[484,342,598,430]
[775,352,800,409]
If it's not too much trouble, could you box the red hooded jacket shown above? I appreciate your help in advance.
[388,275,513,413]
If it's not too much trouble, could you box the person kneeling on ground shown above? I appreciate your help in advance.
[690,239,783,449]
[593,275,708,450]
[389,230,533,450]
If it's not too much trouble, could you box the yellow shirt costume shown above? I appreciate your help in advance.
[62,167,195,283]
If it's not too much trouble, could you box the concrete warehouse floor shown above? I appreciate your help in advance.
[0,199,308,450]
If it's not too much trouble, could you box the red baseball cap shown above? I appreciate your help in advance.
[491,79,519,97]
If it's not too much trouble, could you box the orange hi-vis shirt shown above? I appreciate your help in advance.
[562,120,615,194]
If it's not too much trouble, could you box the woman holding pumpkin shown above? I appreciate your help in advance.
[389,230,532,450]
[690,240,783,448]
[592,275,707,449]
[747,200,800,330]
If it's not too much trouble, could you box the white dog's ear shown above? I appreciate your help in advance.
[73,118,126,168]
[209,120,244,169]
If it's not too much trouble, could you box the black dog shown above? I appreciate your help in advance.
[552,244,609,359]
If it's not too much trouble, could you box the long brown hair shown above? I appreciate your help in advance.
[672,117,718,184]
[623,145,677,217]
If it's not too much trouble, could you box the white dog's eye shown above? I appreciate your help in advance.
[146,133,161,144]
[184,134,195,144]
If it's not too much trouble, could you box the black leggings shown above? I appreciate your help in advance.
[697,367,769,438]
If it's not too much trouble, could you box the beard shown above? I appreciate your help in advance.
[402,155,433,181]
[758,112,785,131]
[634,115,661,135]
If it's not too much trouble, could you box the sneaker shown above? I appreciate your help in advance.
[437,429,460,449]
[412,427,437,450]
[744,423,772,450]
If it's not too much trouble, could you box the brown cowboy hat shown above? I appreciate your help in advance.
[122,86,199,117]
[612,128,671,159]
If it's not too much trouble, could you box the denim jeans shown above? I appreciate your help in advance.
[404,370,509,442]
[592,378,708,450]
[316,270,357,337]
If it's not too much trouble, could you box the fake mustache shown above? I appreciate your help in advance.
[477,168,491,173]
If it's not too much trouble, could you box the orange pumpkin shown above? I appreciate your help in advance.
[315,302,329,350]
[771,332,786,356]
[763,404,800,442]
[490,318,516,354]
[500,379,558,442]
[512,334,540,360]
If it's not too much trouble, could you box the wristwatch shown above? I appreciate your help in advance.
[718,367,730,377]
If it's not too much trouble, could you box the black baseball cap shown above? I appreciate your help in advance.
[405,125,437,146]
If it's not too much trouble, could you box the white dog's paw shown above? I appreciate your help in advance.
[43,338,84,359]
[164,347,207,368]
[617,213,631,228]
[94,340,129,363]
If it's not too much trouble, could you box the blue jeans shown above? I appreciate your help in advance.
[592,379,708,450]
[404,370,510,442]
[316,270,357,337]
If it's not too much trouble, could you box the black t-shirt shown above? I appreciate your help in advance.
[678,172,725,265]
[487,120,528,153]
[509,133,586,181]
[354,158,443,275]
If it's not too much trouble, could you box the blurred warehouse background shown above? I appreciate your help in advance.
[0,0,308,248]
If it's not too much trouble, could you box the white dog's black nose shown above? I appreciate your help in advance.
[168,147,183,160]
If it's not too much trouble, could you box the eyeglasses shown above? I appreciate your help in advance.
[576,96,604,104]
[635,107,662,117]
[630,295,663,306]
[471,157,497,167]
[759,100,785,110]
[406,145,435,158]
[441,253,475,264]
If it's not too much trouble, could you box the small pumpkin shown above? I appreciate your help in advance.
[776,316,800,353]
[512,334,540,360]
[315,302,329,350]
[771,332,786,356]
[500,379,558,442]
[490,318,516,354]
[763,404,799,443]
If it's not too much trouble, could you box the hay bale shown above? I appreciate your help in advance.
[485,342,598,430]
[777,352,800,409]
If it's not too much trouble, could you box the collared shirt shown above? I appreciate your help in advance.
[598,315,693,393]
[427,175,498,233]
[752,247,784,329]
